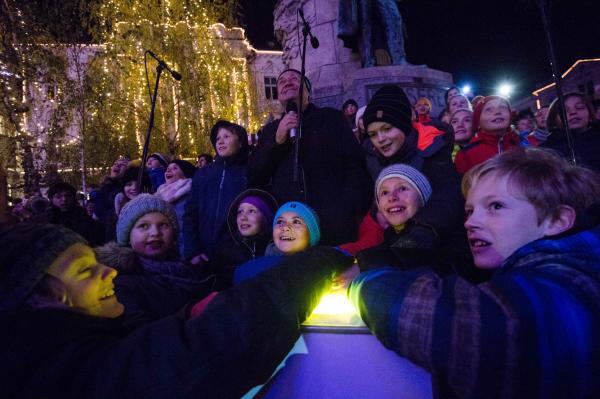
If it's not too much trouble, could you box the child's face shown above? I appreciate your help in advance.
[273,211,310,255]
[123,181,139,200]
[368,121,406,158]
[415,102,430,116]
[565,95,591,132]
[448,95,469,115]
[165,163,185,184]
[236,202,265,237]
[48,243,124,318]
[146,157,162,169]
[451,110,474,145]
[216,128,241,158]
[465,173,552,269]
[377,177,421,228]
[479,98,510,132]
[129,212,175,259]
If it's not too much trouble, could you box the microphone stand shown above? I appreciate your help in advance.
[293,9,312,183]
[138,63,164,190]
[537,0,575,164]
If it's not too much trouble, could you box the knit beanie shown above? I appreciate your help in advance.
[240,196,275,224]
[472,95,511,131]
[227,189,278,238]
[363,85,413,135]
[116,194,179,246]
[273,201,321,247]
[0,224,86,313]
[209,120,249,151]
[148,153,169,168]
[48,181,76,199]
[375,164,432,206]
[169,160,196,179]
[415,97,432,110]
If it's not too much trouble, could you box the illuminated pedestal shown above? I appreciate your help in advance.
[245,289,433,399]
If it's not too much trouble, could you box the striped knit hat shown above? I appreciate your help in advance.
[273,201,321,246]
[375,164,432,206]
[116,194,179,246]
[363,85,413,135]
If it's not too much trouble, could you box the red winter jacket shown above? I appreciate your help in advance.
[454,130,521,175]
[339,212,385,256]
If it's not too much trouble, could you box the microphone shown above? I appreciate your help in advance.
[298,8,319,49]
[286,102,298,140]
[147,50,182,81]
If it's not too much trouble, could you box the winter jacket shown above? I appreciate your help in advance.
[155,178,192,255]
[93,176,121,241]
[338,210,385,256]
[365,129,465,249]
[454,129,521,175]
[349,211,600,399]
[183,150,248,260]
[541,121,600,171]
[34,205,105,246]
[413,119,451,151]
[95,242,214,327]
[0,247,353,399]
[248,103,372,246]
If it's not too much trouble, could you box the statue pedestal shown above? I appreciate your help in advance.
[274,0,454,115]
[311,65,454,117]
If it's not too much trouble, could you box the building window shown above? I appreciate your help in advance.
[264,76,277,100]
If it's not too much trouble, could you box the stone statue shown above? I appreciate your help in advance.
[338,0,408,67]
[274,0,305,66]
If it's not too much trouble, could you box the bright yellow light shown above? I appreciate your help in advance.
[303,288,365,328]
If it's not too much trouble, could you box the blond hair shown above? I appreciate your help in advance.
[462,148,600,223]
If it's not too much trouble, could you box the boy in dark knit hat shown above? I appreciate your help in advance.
[363,84,464,254]
[0,223,353,398]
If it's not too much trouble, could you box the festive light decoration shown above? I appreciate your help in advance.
[1,0,261,196]
[86,0,261,162]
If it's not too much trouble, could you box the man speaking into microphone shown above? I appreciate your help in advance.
[248,69,372,245]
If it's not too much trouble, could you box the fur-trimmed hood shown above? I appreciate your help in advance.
[95,241,137,272]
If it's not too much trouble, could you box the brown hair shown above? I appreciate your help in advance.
[462,148,600,224]
[547,92,596,132]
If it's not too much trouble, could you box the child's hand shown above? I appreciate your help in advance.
[190,253,210,266]
[332,263,361,289]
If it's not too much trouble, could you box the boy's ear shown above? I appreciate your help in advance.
[544,205,576,236]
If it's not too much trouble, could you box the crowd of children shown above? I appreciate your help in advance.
[2,71,600,398]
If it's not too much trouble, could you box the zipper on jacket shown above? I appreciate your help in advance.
[214,164,227,237]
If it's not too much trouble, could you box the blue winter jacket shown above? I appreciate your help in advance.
[183,150,248,259]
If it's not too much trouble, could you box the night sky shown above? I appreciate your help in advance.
[239,0,600,98]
